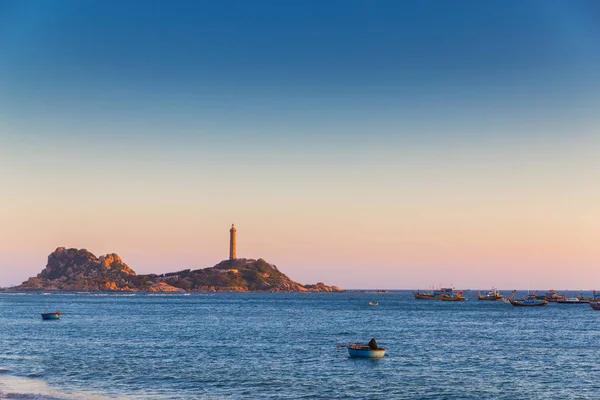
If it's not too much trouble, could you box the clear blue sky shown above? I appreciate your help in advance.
[1,1,599,289]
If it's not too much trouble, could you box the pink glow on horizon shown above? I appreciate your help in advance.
[1,126,599,289]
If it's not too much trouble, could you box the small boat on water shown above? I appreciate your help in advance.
[534,290,566,302]
[347,338,386,358]
[413,287,465,301]
[369,302,379,306]
[347,345,386,358]
[41,312,62,320]
[477,288,503,301]
[441,293,465,302]
[557,298,585,304]
[589,302,600,310]
[509,294,548,307]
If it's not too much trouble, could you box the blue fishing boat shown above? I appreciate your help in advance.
[576,290,600,303]
[41,312,62,320]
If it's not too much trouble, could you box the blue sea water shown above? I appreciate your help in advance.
[1,291,600,399]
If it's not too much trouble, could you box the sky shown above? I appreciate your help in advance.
[1,0,599,289]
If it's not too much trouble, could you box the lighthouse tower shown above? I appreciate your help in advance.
[229,224,237,260]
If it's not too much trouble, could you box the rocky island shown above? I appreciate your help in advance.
[9,247,344,293]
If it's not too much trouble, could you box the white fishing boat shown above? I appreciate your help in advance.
[557,298,584,304]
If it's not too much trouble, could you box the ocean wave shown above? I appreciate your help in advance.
[0,375,124,400]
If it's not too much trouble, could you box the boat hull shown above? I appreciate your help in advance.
[347,346,386,358]
[509,299,548,307]
[441,296,465,302]
[477,296,502,301]
[41,312,62,320]
[576,296,594,303]
[413,291,464,301]
[413,292,442,300]
[589,302,600,310]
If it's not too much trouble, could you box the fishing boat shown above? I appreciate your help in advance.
[557,298,585,304]
[509,294,548,307]
[369,302,379,306]
[576,290,600,303]
[41,312,62,320]
[476,288,502,301]
[534,290,566,302]
[413,287,464,301]
[441,293,465,302]
[589,302,600,310]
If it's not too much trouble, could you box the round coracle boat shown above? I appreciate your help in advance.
[347,345,386,358]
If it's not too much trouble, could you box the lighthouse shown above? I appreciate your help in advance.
[229,224,237,260]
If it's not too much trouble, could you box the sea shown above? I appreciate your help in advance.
[1,290,600,399]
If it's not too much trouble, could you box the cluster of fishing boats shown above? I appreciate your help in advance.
[413,287,600,309]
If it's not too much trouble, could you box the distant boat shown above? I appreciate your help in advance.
[347,344,386,358]
[369,302,379,306]
[413,287,465,301]
[509,294,548,307]
[557,298,585,304]
[41,312,62,320]
[441,294,465,302]
[476,288,503,301]
[534,290,565,302]
[589,302,600,310]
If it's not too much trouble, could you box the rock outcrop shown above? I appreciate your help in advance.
[14,247,164,292]
[154,258,343,292]
[10,248,344,293]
